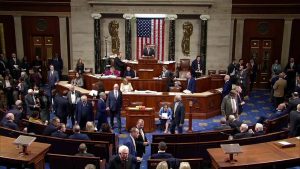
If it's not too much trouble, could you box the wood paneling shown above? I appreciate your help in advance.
[289,19,300,64]
[0,15,16,58]
[242,19,284,63]
[0,0,70,12]
[22,16,60,63]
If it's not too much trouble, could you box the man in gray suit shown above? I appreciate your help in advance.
[170,94,185,134]
[25,89,39,117]
[221,90,239,119]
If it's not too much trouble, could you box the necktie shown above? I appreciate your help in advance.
[115,91,118,98]
[140,128,145,140]
[174,102,178,118]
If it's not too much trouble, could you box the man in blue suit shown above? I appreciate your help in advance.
[75,95,94,130]
[123,66,135,78]
[222,75,232,98]
[124,127,142,166]
[151,141,174,159]
[96,92,107,130]
[170,95,185,134]
[47,65,59,96]
[186,72,196,93]
[106,84,123,133]
[69,124,90,140]
[54,90,69,124]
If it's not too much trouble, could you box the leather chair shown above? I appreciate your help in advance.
[218,70,227,74]
[169,86,182,92]
[208,70,216,75]
[178,70,189,79]
[179,59,190,71]
[130,102,144,107]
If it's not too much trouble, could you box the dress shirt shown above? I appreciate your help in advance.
[114,90,118,98]
[71,92,76,104]
[130,135,136,151]
[231,98,237,113]
[5,80,11,88]
[174,102,179,118]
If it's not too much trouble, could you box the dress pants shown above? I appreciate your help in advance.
[170,120,183,134]
[110,110,121,131]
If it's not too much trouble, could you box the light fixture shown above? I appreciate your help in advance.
[134,14,167,18]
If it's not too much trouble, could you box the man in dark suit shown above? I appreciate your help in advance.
[287,92,300,113]
[2,113,19,130]
[43,117,60,136]
[47,65,59,96]
[51,123,68,138]
[191,56,204,77]
[96,92,107,130]
[75,95,94,130]
[135,119,149,168]
[233,123,253,139]
[160,65,171,78]
[252,123,265,136]
[227,59,237,84]
[109,145,137,169]
[106,84,122,133]
[228,115,242,134]
[114,52,126,77]
[54,90,69,125]
[221,90,239,119]
[67,85,81,127]
[124,127,139,157]
[249,59,258,92]
[285,57,297,95]
[7,53,21,80]
[214,117,231,130]
[0,53,7,76]
[222,75,232,98]
[7,100,24,125]
[123,66,135,78]
[51,53,63,79]
[24,89,39,117]
[186,72,196,93]
[142,44,155,57]
[69,124,90,140]
[289,104,300,137]
[170,95,185,134]
[151,141,174,159]
[75,143,95,157]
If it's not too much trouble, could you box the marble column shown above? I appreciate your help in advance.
[200,15,210,75]
[123,14,134,60]
[281,18,293,67]
[167,15,177,61]
[13,16,24,58]
[91,13,102,73]
[235,18,244,61]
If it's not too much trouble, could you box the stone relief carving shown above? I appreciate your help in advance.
[181,21,193,56]
[108,20,120,54]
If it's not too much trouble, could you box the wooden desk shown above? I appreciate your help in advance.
[137,69,154,79]
[0,136,50,169]
[57,81,222,119]
[208,137,300,169]
[125,107,155,132]
[83,74,224,93]
[127,60,175,77]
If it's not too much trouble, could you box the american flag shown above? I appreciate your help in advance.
[136,18,165,61]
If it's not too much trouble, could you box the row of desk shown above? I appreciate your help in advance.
[208,137,300,169]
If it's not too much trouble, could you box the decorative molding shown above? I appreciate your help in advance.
[200,15,210,20]
[91,13,102,19]
[166,14,178,20]
[123,14,134,20]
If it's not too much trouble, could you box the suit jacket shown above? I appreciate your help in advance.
[109,154,137,169]
[3,121,19,130]
[229,120,242,133]
[75,152,95,157]
[172,101,185,125]
[289,110,300,136]
[51,58,63,71]
[43,123,57,136]
[161,70,172,78]
[47,70,59,87]
[214,124,231,130]
[96,98,107,128]
[24,94,36,116]
[67,91,81,105]
[233,131,253,139]
[107,90,122,112]
[227,63,236,76]
[191,59,204,75]
[54,96,69,120]
[222,81,232,98]
[69,133,90,140]
[187,77,196,93]
[114,57,126,72]
[51,130,68,138]
[124,136,137,157]
[221,95,239,117]
[287,98,300,113]
[123,70,135,78]
[151,152,174,159]
[7,58,20,71]
[285,62,297,79]
[8,106,23,124]
[0,59,6,75]
[136,127,148,157]
[75,101,94,123]
[143,47,155,57]
[273,78,287,97]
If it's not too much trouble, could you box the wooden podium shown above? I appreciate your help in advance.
[125,107,155,132]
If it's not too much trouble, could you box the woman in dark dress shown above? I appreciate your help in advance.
[76,58,85,74]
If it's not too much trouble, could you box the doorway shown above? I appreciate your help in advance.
[249,39,273,88]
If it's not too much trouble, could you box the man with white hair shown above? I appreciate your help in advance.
[2,113,19,130]
[289,104,300,136]
[6,100,23,124]
[253,123,265,136]
[75,95,94,130]
[170,94,185,134]
[109,145,137,169]
[106,84,123,133]
[25,89,39,116]
[233,123,253,139]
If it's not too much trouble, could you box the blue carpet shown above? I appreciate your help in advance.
[1,90,298,169]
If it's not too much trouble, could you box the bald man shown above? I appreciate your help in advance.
[75,95,94,130]
[106,84,123,133]
[170,95,185,134]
